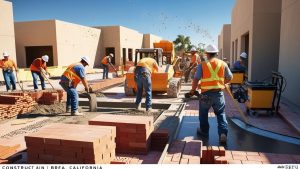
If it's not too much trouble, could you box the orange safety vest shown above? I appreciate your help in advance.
[62,63,82,87]
[200,58,226,92]
[30,58,47,72]
[101,56,108,65]
[0,59,15,70]
[137,57,158,73]
[191,54,197,64]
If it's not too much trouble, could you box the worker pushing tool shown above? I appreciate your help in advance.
[188,44,233,144]
[0,52,19,92]
[101,53,114,79]
[59,56,91,116]
[135,57,159,113]
[30,55,51,91]
[184,47,199,83]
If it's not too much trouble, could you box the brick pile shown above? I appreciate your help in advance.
[28,90,66,105]
[89,77,125,92]
[201,146,226,164]
[0,93,37,120]
[0,144,21,164]
[89,114,154,155]
[25,123,116,164]
[150,129,169,151]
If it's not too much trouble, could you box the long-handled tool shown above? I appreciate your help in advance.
[225,85,249,125]
[40,68,55,90]
[15,71,24,92]
[108,63,119,77]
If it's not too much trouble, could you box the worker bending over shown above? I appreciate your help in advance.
[0,52,18,92]
[135,57,159,112]
[101,53,114,79]
[30,55,50,91]
[189,44,233,144]
[233,52,248,72]
[59,57,91,116]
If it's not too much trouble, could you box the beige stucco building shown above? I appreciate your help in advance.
[94,26,161,67]
[15,20,101,68]
[0,0,16,81]
[218,24,231,62]
[0,0,16,62]
[143,34,162,48]
[231,0,282,81]
[279,0,300,107]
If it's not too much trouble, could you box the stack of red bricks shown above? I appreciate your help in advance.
[201,146,226,164]
[89,114,154,155]
[28,90,66,105]
[0,93,37,120]
[0,144,21,164]
[25,123,116,164]
[89,77,125,92]
[150,129,169,151]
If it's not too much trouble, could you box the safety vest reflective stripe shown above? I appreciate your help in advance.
[200,58,225,91]
[62,63,81,86]
[201,61,223,82]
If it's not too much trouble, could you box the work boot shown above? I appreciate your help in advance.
[136,103,142,110]
[71,110,84,116]
[66,107,71,113]
[219,133,227,144]
[146,108,152,114]
[197,127,209,137]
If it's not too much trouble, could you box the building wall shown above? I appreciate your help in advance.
[279,0,300,107]
[231,0,281,81]
[95,26,120,66]
[251,0,281,80]
[218,24,231,62]
[0,0,16,62]
[120,26,143,65]
[55,20,101,67]
[143,34,162,48]
[231,0,254,67]
[14,20,57,68]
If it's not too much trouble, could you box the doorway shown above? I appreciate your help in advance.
[122,48,127,65]
[25,46,54,67]
[128,48,133,61]
[105,47,115,64]
[242,33,249,55]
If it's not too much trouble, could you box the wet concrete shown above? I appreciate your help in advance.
[177,116,300,155]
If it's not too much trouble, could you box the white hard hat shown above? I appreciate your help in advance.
[205,44,219,53]
[191,47,197,52]
[3,52,9,57]
[81,56,90,65]
[240,52,247,59]
[109,53,114,57]
[42,55,49,62]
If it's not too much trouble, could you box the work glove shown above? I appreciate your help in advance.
[85,87,90,93]
[15,69,19,72]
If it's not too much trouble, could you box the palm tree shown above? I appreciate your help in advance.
[173,35,192,52]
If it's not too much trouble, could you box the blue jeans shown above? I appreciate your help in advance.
[134,67,152,110]
[3,71,16,91]
[59,82,78,112]
[103,64,109,79]
[31,71,45,90]
[199,91,228,136]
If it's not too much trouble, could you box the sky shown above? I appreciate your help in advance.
[12,0,235,47]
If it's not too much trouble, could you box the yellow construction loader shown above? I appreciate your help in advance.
[124,48,182,98]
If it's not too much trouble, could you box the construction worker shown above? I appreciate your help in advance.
[184,47,198,83]
[189,44,233,144]
[101,53,114,79]
[233,52,248,72]
[30,55,50,91]
[59,56,91,116]
[135,57,159,112]
[0,52,18,92]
